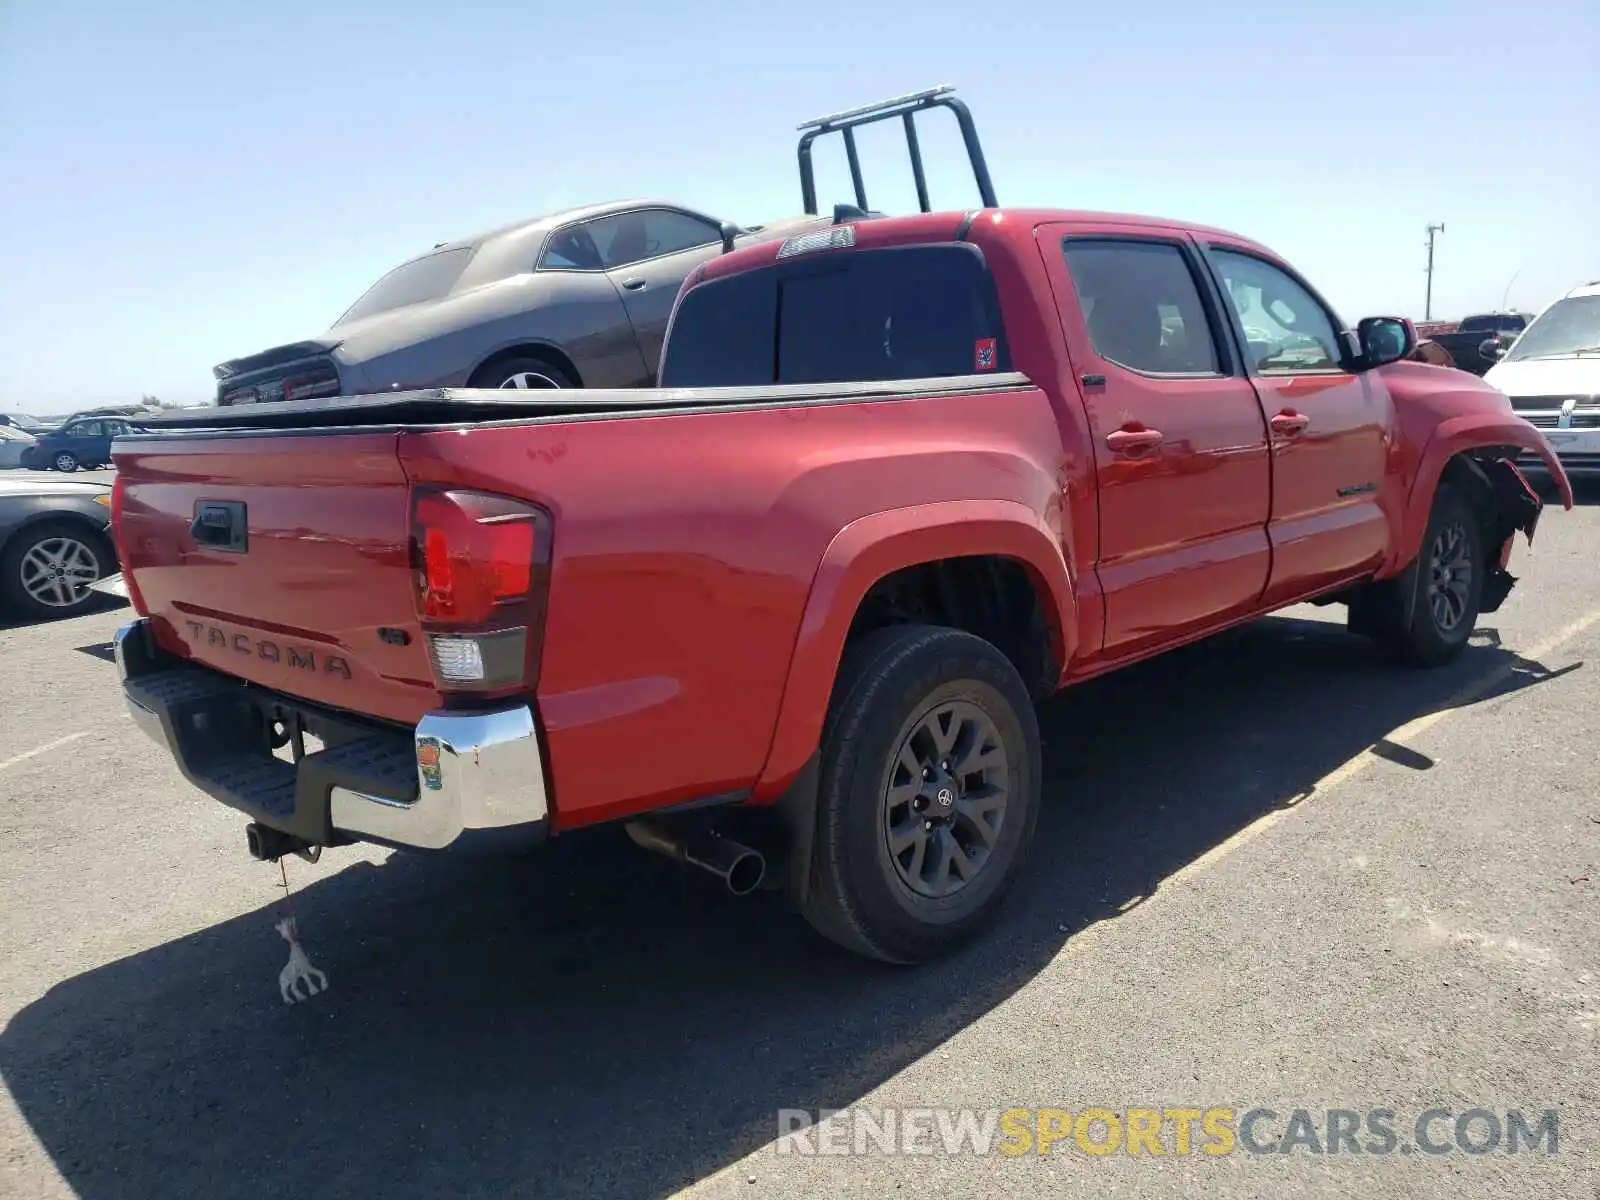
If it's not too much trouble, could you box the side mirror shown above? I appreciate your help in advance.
[718,222,741,255]
[1478,336,1509,362]
[1356,315,1417,369]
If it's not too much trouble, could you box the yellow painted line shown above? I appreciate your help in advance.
[1163,608,1600,888]
[0,730,93,774]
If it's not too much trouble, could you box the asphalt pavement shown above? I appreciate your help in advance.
[1,483,1597,1200]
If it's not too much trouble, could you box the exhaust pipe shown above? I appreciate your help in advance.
[625,819,766,896]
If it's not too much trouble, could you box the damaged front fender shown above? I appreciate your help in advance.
[1389,413,1573,581]
[1463,455,1544,614]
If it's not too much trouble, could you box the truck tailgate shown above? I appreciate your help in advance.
[115,432,441,724]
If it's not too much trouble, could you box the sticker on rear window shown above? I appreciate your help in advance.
[974,338,998,371]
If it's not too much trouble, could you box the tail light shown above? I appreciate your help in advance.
[281,372,341,402]
[109,475,150,616]
[409,487,553,695]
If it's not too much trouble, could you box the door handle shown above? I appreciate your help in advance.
[620,277,647,291]
[1269,410,1310,436]
[1105,426,1164,453]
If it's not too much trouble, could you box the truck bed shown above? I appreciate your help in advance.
[115,372,1056,828]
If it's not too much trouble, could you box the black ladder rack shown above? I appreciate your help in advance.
[795,84,998,218]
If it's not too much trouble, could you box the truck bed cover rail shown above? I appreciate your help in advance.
[126,374,1033,433]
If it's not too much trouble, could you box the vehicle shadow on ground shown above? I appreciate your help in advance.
[0,613,1580,1200]
[0,595,126,633]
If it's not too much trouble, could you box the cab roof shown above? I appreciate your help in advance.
[693,206,1273,285]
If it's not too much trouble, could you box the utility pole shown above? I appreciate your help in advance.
[1500,269,1521,312]
[1424,222,1445,321]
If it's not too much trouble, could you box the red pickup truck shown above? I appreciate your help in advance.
[112,93,1571,963]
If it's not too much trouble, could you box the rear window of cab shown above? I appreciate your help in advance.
[657,242,1011,388]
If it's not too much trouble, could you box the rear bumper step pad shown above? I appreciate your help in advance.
[115,619,549,850]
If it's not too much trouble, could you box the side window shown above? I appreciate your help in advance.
[539,226,603,271]
[68,421,103,437]
[589,209,720,271]
[1208,249,1342,373]
[1060,239,1221,375]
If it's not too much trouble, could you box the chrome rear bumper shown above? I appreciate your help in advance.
[115,618,548,850]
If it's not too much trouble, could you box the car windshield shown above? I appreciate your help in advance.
[333,247,473,326]
[1505,295,1600,360]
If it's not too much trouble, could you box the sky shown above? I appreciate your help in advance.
[1,0,1596,413]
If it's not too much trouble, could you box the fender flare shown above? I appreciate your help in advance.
[1384,414,1572,574]
[750,498,1077,801]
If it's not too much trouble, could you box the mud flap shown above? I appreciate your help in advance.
[1472,457,1543,614]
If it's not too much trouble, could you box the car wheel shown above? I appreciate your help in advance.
[476,356,577,390]
[1355,482,1482,668]
[53,452,79,473]
[802,624,1041,963]
[0,521,114,620]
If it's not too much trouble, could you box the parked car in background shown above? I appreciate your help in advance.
[0,425,39,469]
[22,414,141,472]
[0,475,116,618]
[57,404,160,425]
[1485,280,1600,476]
[0,413,51,433]
[1426,311,1532,375]
[212,200,832,406]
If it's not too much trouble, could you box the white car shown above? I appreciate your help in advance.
[0,425,39,470]
[1484,279,1600,476]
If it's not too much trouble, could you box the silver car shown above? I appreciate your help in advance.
[213,199,827,403]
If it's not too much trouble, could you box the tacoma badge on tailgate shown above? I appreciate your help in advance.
[183,620,352,679]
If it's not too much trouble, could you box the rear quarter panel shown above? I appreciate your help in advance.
[398,386,1068,827]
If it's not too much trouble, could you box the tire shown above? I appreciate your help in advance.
[473,355,576,390]
[0,520,114,620]
[1363,482,1482,667]
[802,624,1042,964]
[52,452,79,473]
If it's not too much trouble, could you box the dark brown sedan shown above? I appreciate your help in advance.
[212,200,828,405]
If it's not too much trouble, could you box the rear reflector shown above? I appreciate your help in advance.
[427,628,528,687]
[430,636,483,682]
